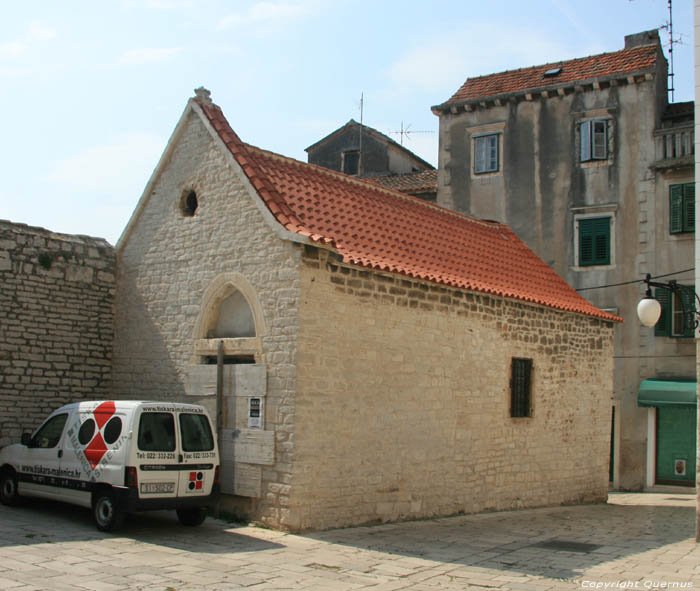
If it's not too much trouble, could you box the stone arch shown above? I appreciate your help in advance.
[194,273,267,341]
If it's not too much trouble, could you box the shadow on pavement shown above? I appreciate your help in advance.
[0,499,282,554]
[301,501,697,581]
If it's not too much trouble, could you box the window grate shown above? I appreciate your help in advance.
[510,358,532,418]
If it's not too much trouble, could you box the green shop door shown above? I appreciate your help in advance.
[656,406,697,486]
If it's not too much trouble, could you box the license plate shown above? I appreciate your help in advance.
[140,482,175,494]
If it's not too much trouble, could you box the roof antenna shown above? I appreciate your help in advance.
[359,92,364,176]
[388,122,434,146]
[660,0,677,102]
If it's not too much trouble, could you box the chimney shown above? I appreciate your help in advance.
[624,29,660,49]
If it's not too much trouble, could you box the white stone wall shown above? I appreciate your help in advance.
[0,221,115,446]
[112,110,301,524]
[289,248,614,531]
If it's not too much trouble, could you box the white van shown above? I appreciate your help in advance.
[0,401,220,531]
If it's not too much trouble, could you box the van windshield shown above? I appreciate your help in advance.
[138,413,175,451]
[179,413,214,452]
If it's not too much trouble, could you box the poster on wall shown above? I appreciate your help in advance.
[248,397,263,428]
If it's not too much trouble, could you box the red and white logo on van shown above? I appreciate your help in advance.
[188,472,204,491]
[78,401,123,470]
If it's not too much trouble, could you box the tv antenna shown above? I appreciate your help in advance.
[388,121,434,146]
[659,0,684,103]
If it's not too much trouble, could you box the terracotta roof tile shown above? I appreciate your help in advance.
[442,44,658,105]
[195,97,619,323]
[368,170,438,194]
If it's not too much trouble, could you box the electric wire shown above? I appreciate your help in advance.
[575,268,695,292]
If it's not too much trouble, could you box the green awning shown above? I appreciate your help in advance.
[638,379,697,407]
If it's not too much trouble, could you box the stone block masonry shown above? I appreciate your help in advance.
[0,221,115,446]
[290,247,615,531]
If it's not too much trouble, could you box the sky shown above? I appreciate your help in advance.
[0,0,694,245]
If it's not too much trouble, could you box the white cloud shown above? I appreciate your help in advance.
[388,24,603,96]
[118,47,182,65]
[27,22,57,41]
[217,1,312,30]
[0,42,26,60]
[48,132,165,197]
[0,21,56,63]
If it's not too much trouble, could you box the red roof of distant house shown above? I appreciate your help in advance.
[196,97,619,322]
[369,170,438,195]
[440,44,658,106]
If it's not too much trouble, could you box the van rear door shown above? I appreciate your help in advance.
[135,410,179,498]
[175,411,217,498]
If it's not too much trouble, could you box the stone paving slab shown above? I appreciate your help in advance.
[0,493,698,590]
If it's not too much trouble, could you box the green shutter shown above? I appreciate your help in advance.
[579,220,593,265]
[680,285,696,338]
[593,217,610,264]
[579,217,610,266]
[683,183,695,233]
[670,185,684,234]
[654,287,671,337]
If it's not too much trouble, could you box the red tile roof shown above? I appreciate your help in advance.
[441,44,658,106]
[196,98,619,323]
[368,170,438,195]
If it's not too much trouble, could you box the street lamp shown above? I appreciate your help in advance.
[636,273,700,330]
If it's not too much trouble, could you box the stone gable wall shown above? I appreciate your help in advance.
[289,247,615,531]
[112,110,301,525]
[0,221,115,446]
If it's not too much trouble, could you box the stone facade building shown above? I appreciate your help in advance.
[112,89,619,531]
[432,30,696,492]
[0,221,115,447]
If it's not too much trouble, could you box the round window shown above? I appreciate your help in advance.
[103,417,123,445]
[78,419,96,445]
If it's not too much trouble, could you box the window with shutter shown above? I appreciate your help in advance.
[510,358,532,418]
[580,119,610,162]
[578,217,611,266]
[654,287,671,337]
[669,183,695,234]
[654,284,695,338]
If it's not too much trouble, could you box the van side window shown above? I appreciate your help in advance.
[31,413,68,448]
[138,413,175,452]
[180,414,214,452]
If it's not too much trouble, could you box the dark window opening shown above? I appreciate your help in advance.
[181,190,198,217]
[510,358,532,418]
[204,355,256,365]
[342,151,360,175]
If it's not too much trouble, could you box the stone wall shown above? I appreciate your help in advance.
[112,109,301,526]
[0,221,115,446]
[289,247,615,531]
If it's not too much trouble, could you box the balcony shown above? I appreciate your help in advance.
[652,124,694,170]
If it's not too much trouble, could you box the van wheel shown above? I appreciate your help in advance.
[93,490,125,532]
[176,507,207,526]
[0,470,21,506]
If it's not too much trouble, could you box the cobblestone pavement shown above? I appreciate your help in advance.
[0,492,698,590]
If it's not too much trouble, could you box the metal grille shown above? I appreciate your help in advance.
[510,358,532,418]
